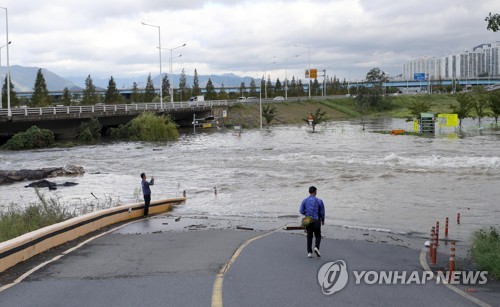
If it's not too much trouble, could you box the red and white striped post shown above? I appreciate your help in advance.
[457,212,461,225]
[430,226,435,258]
[449,242,456,281]
[431,227,437,265]
[435,221,440,246]
[445,217,449,237]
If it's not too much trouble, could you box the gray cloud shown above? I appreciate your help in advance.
[1,0,499,82]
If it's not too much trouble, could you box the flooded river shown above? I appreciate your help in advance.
[1,118,499,243]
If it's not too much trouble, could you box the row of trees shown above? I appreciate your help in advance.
[406,87,500,127]
[3,68,360,108]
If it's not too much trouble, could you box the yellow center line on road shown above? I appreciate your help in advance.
[211,231,275,307]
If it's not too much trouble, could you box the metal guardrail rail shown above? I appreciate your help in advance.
[0,100,232,118]
[0,96,336,118]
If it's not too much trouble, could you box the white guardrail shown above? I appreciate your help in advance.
[0,100,231,117]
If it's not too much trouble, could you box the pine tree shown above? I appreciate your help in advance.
[239,82,247,96]
[192,69,201,96]
[249,78,257,97]
[2,76,19,107]
[104,76,122,104]
[82,75,100,105]
[218,83,229,100]
[266,76,273,98]
[162,75,170,101]
[144,74,156,102]
[131,82,141,103]
[179,68,187,101]
[297,79,305,96]
[275,78,282,96]
[290,76,297,97]
[32,68,51,107]
[312,78,321,95]
[62,87,72,106]
[205,78,216,100]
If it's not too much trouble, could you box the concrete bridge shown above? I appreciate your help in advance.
[0,101,229,139]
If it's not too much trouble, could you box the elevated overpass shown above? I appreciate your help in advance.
[0,101,229,139]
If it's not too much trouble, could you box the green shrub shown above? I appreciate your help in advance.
[1,126,55,150]
[471,227,500,279]
[109,112,179,142]
[75,118,102,143]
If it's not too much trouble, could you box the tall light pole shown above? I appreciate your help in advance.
[295,44,311,99]
[264,61,275,99]
[167,43,186,106]
[141,22,163,109]
[259,76,263,130]
[1,7,11,116]
[0,40,10,110]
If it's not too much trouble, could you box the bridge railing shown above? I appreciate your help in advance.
[0,100,232,117]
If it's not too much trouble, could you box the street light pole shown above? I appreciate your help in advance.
[1,7,11,116]
[141,22,163,109]
[0,41,10,110]
[294,44,311,99]
[168,43,186,106]
[259,76,263,130]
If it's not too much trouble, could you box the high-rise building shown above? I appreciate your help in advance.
[402,42,500,80]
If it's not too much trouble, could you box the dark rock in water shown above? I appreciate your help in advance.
[25,179,78,190]
[25,179,57,188]
[0,164,85,185]
[61,182,79,187]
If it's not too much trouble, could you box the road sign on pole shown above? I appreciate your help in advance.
[414,73,425,81]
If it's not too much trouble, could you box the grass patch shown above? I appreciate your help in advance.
[471,227,500,279]
[0,190,117,243]
[317,99,361,117]
[382,94,458,118]
[0,190,74,242]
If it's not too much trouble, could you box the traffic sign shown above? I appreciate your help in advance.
[414,73,425,81]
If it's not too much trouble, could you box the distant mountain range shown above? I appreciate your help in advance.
[1,65,256,92]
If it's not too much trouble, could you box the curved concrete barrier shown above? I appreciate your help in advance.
[0,197,185,273]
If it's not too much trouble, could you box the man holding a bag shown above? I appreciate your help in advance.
[299,186,326,258]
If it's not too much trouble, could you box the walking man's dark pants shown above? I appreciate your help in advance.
[307,220,322,253]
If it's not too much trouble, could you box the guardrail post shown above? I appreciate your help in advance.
[53,107,56,115]
[25,108,28,116]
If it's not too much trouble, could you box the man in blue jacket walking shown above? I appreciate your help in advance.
[141,173,154,217]
[300,186,325,258]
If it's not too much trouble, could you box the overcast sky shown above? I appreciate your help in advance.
[1,0,500,82]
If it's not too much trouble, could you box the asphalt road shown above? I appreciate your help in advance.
[0,216,494,307]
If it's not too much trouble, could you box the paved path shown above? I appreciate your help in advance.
[0,216,496,307]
